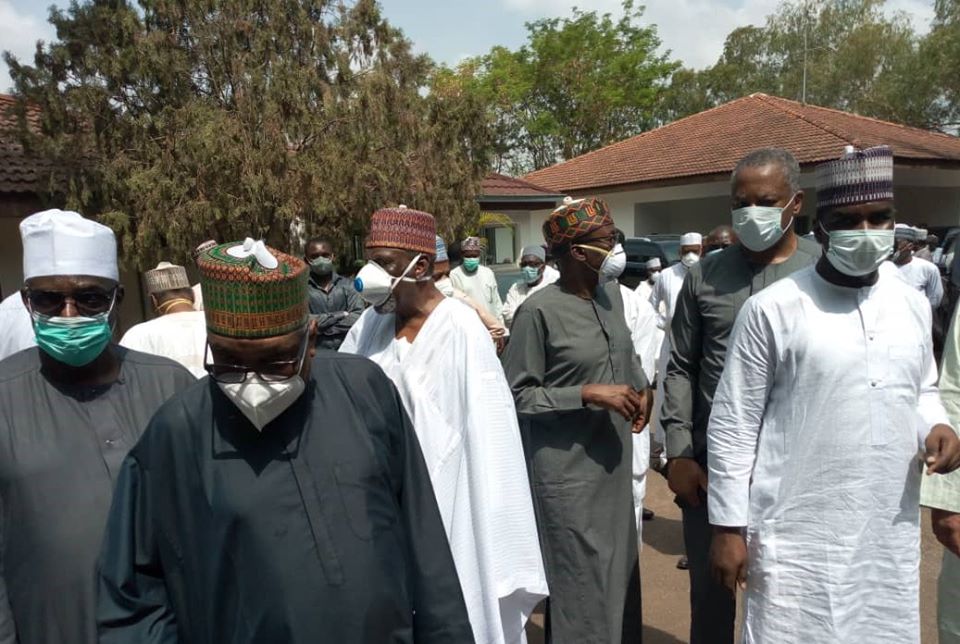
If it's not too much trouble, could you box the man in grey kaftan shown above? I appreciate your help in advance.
[504,280,647,643]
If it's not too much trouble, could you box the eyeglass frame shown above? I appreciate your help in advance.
[23,286,119,317]
[203,328,311,384]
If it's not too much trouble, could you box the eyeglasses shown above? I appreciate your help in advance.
[576,233,617,248]
[204,331,310,384]
[25,287,117,316]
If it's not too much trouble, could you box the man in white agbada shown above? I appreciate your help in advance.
[634,257,662,305]
[0,291,36,361]
[502,244,559,327]
[341,206,547,644]
[708,145,960,644]
[450,236,505,325]
[648,232,702,447]
[120,261,208,377]
[886,224,943,308]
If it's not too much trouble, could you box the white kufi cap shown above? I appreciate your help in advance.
[680,232,703,246]
[21,209,119,281]
[645,257,662,270]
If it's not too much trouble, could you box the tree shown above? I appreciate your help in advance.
[448,0,678,174]
[3,0,492,268]
[923,0,960,129]
[663,0,950,131]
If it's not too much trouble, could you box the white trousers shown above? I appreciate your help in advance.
[631,429,651,546]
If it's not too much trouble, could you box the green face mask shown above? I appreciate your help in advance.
[309,256,334,277]
[462,257,481,272]
[32,312,113,367]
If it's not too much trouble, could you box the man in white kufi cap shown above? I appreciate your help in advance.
[635,256,663,304]
[709,145,960,643]
[0,209,195,644]
[120,261,208,377]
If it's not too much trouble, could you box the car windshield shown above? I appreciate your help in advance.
[659,240,681,264]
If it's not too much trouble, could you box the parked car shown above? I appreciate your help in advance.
[621,235,681,289]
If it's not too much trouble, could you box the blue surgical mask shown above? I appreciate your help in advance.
[462,257,481,272]
[521,266,541,284]
[32,312,113,367]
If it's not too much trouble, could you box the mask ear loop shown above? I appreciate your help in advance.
[572,244,612,275]
[779,193,799,233]
[389,253,424,294]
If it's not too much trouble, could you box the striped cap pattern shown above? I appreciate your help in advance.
[366,206,437,255]
[144,262,190,295]
[816,145,894,214]
[197,242,308,339]
[542,197,614,250]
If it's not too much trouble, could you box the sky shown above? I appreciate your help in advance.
[0,0,938,92]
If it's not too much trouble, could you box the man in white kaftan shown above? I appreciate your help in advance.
[887,224,943,308]
[708,145,960,644]
[0,291,36,361]
[620,283,660,539]
[341,207,547,644]
[120,262,207,377]
[450,236,504,325]
[648,233,701,446]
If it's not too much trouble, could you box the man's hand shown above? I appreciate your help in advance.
[667,457,708,507]
[630,389,652,433]
[710,528,748,592]
[582,384,645,422]
[924,424,960,474]
[931,509,960,557]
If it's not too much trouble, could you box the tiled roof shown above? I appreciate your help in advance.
[524,93,960,193]
[0,93,47,194]
[480,172,563,198]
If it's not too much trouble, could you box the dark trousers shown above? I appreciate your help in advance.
[680,497,736,644]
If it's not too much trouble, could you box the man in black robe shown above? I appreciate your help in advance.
[0,209,195,644]
[97,238,472,644]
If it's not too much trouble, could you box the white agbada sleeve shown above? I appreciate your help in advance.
[484,269,505,325]
[502,283,523,328]
[926,263,944,308]
[916,310,951,446]
[707,297,776,528]
[649,275,667,329]
[0,293,36,361]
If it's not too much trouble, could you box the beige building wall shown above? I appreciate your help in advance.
[566,164,960,239]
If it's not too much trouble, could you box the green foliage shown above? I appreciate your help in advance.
[3,0,492,268]
[663,0,952,131]
[446,0,678,174]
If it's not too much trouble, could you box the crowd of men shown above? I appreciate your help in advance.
[0,143,958,644]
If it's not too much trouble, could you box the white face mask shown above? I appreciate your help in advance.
[681,251,700,268]
[354,254,422,311]
[575,242,626,281]
[823,227,895,277]
[218,375,306,431]
[731,194,797,252]
[649,271,660,284]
